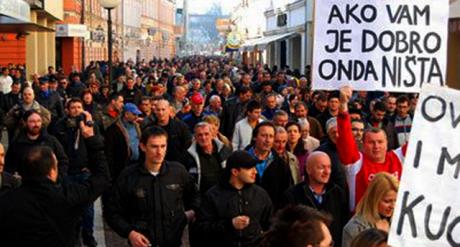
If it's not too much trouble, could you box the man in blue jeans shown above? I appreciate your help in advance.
[51,98,101,246]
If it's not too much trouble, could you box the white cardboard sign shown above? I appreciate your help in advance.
[312,0,449,93]
[388,84,460,246]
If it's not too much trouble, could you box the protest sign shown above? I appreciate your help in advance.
[312,0,449,93]
[388,84,460,246]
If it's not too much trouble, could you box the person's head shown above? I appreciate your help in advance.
[251,122,276,153]
[1,67,8,76]
[22,87,35,105]
[396,95,410,118]
[39,77,49,91]
[246,100,262,121]
[155,99,171,123]
[225,150,258,186]
[191,78,201,91]
[190,93,205,116]
[49,79,58,91]
[274,126,288,155]
[265,93,277,110]
[327,91,340,112]
[0,143,4,173]
[123,103,142,123]
[241,73,252,84]
[306,151,331,187]
[209,95,222,110]
[261,205,333,247]
[139,97,152,115]
[173,85,187,101]
[81,90,93,105]
[356,172,399,224]
[238,86,253,103]
[272,110,289,127]
[363,127,388,163]
[351,119,365,144]
[11,81,21,94]
[298,118,311,139]
[295,102,309,119]
[350,229,389,247]
[66,98,84,118]
[286,122,302,145]
[109,93,124,112]
[203,114,220,138]
[194,122,213,149]
[325,117,338,144]
[126,77,135,89]
[22,146,58,182]
[23,110,42,136]
[348,107,362,121]
[371,101,386,123]
[385,95,397,114]
[140,126,168,166]
[314,92,328,112]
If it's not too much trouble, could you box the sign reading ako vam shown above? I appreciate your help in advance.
[388,84,460,247]
[312,0,449,93]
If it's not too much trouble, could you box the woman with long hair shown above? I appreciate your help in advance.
[342,172,399,247]
[285,122,309,179]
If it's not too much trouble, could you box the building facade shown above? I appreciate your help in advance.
[0,0,64,76]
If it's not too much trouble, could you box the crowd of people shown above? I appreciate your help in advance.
[0,56,417,247]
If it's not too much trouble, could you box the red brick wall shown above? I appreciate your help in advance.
[0,34,26,66]
[61,37,83,74]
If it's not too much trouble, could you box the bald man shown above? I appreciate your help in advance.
[284,151,350,247]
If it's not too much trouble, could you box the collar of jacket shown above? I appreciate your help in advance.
[137,161,170,176]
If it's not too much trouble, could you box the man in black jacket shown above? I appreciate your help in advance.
[284,151,349,247]
[0,118,110,247]
[51,98,101,247]
[219,86,253,138]
[146,99,192,164]
[103,126,199,247]
[195,150,273,247]
[5,110,69,177]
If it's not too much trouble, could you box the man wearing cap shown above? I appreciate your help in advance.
[36,76,65,126]
[315,117,348,192]
[104,102,142,179]
[181,93,208,132]
[195,150,273,247]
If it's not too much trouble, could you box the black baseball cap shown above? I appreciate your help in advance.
[226,151,258,170]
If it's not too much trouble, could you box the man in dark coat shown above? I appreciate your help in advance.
[103,126,199,247]
[284,151,350,247]
[145,99,192,164]
[36,77,65,124]
[220,86,253,138]
[0,119,110,247]
[5,110,69,178]
[195,151,273,247]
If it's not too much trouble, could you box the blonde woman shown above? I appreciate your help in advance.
[342,172,399,247]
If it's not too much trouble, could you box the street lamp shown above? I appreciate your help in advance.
[100,0,121,84]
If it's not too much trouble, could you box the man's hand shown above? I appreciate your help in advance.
[185,210,196,223]
[232,215,250,230]
[339,85,353,113]
[80,111,94,138]
[128,230,151,247]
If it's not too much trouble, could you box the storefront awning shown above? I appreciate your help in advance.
[0,16,54,32]
[240,32,298,52]
[56,24,88,37]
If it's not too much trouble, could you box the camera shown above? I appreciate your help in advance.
[75,113,94,127]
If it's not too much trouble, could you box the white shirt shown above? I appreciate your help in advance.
[0,75,12,94]
[232,117,263,150]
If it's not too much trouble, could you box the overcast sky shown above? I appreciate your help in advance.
[178,0,236,15]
